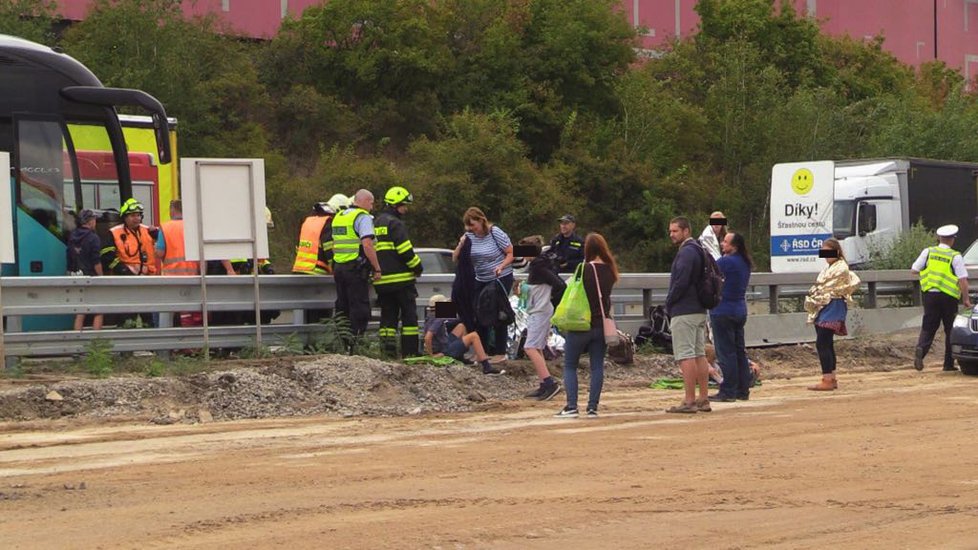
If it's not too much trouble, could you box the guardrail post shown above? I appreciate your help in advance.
[911,281,922,306]
[641,289,652,319]
[866,282,878,309]
[769,285,780,314]
[157,312,173,360]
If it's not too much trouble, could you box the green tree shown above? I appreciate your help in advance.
[263,0,453,153]
[406,109,565,248]
[695,0,830,88]
[0,0,59,45]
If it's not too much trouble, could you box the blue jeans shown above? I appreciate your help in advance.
[710,314,750,398]
[562,327,607,411]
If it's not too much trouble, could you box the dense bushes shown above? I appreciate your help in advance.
[9,0,978,271]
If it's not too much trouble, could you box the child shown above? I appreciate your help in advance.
[521,238,563,400]
[424,295,504,376]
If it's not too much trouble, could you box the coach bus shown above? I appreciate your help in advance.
[0,33,171,328]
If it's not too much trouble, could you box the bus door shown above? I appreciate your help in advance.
[13,115,82,330]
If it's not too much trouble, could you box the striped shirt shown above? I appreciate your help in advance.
[467,225,512,282]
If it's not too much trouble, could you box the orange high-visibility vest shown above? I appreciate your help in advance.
[109,224,158,275]
[160,219,200,276]
[292,215,331,274]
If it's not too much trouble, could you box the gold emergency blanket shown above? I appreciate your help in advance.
[804,259,861,324]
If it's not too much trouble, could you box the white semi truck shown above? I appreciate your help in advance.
[771,158,978,272]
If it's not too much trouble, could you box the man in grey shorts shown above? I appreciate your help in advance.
[664,216,711,414]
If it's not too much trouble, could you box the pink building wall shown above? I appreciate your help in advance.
[54,0,978,73]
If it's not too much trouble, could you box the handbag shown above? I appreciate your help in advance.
[551,263,591,331]
[592,262,620,346]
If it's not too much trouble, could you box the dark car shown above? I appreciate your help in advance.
[950,306,978,375]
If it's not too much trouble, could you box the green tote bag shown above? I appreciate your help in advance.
[551,263,591,331]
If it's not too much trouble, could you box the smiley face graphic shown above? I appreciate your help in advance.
[791,168,814,195]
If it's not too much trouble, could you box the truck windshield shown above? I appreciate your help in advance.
[833,200,855,239]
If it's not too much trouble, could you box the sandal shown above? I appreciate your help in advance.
[695,399,712,412]
[666,403,698,414]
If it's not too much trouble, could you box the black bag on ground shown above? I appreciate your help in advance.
[634,305,672,353]
[607,329,634,365]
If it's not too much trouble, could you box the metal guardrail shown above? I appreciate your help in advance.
[0,270,929,361]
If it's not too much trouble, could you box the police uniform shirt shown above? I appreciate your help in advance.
[352,210,375,240]
[912,243,968,291]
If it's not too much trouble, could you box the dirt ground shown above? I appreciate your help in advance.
[2,332,978,548]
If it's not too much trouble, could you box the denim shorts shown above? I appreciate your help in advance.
[444,333,468,360]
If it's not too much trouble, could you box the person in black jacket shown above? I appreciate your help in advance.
[67,209,103,330]
[549,214,584,273]
[664,216,710,414]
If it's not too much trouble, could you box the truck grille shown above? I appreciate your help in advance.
[971,317,978,333]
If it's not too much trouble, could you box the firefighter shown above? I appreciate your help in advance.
[107,198,158,276]
[292,194,349,275]
[374,186,424,357]
[331,189,382,347]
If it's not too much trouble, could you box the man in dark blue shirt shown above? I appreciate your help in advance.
[67,209,103,330]
[548,214,584,273]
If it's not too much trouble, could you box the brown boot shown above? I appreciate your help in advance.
[808,375,837,391]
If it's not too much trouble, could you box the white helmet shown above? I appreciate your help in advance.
[326,193,351,213]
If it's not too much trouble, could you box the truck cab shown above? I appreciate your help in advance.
[832,160,906,267]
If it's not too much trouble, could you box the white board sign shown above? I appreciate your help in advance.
[181,158,268,261]
[0,152,13,263]
[770,161,834,273]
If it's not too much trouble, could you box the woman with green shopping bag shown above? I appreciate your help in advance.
[553,233,619,418]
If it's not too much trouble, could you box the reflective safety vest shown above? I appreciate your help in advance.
[331,207,370,265]
[109,223,158,275]
[292,215,331,274]
[373,210,422,289]
[920,246,961,299]
[160,219,200,276]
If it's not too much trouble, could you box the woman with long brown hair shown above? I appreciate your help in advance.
[804,238,860,391]
[555,232,619,418]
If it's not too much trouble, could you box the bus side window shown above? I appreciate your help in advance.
[16,119,75,240]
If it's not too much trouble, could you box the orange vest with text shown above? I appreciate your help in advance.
[160,219,200,276]
[292,215,331,274]
[110,224,158,275]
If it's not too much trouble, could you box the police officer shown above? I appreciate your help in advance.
[373,186,424,357]
[911,224,972,371]
[292,194,349,275]
[331,189,382,346]
[549,214,584,273]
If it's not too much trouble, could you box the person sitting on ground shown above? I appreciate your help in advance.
[423,295,504,376]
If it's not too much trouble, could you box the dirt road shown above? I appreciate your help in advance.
[1,369,977,548]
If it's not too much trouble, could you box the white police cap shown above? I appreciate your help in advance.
[936,224,959,238]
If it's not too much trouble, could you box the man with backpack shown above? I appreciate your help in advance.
[664,216,717,414]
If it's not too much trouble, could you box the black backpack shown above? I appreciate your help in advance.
[634,305,672,353]
[693,241,724,309]
[476,279,515,328]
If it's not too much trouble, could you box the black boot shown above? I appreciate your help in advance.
[914,347,925,371]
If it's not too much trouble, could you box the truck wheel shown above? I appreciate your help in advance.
[959,361,978,376]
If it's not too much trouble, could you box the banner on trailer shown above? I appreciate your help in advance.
[770,161,834,273]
